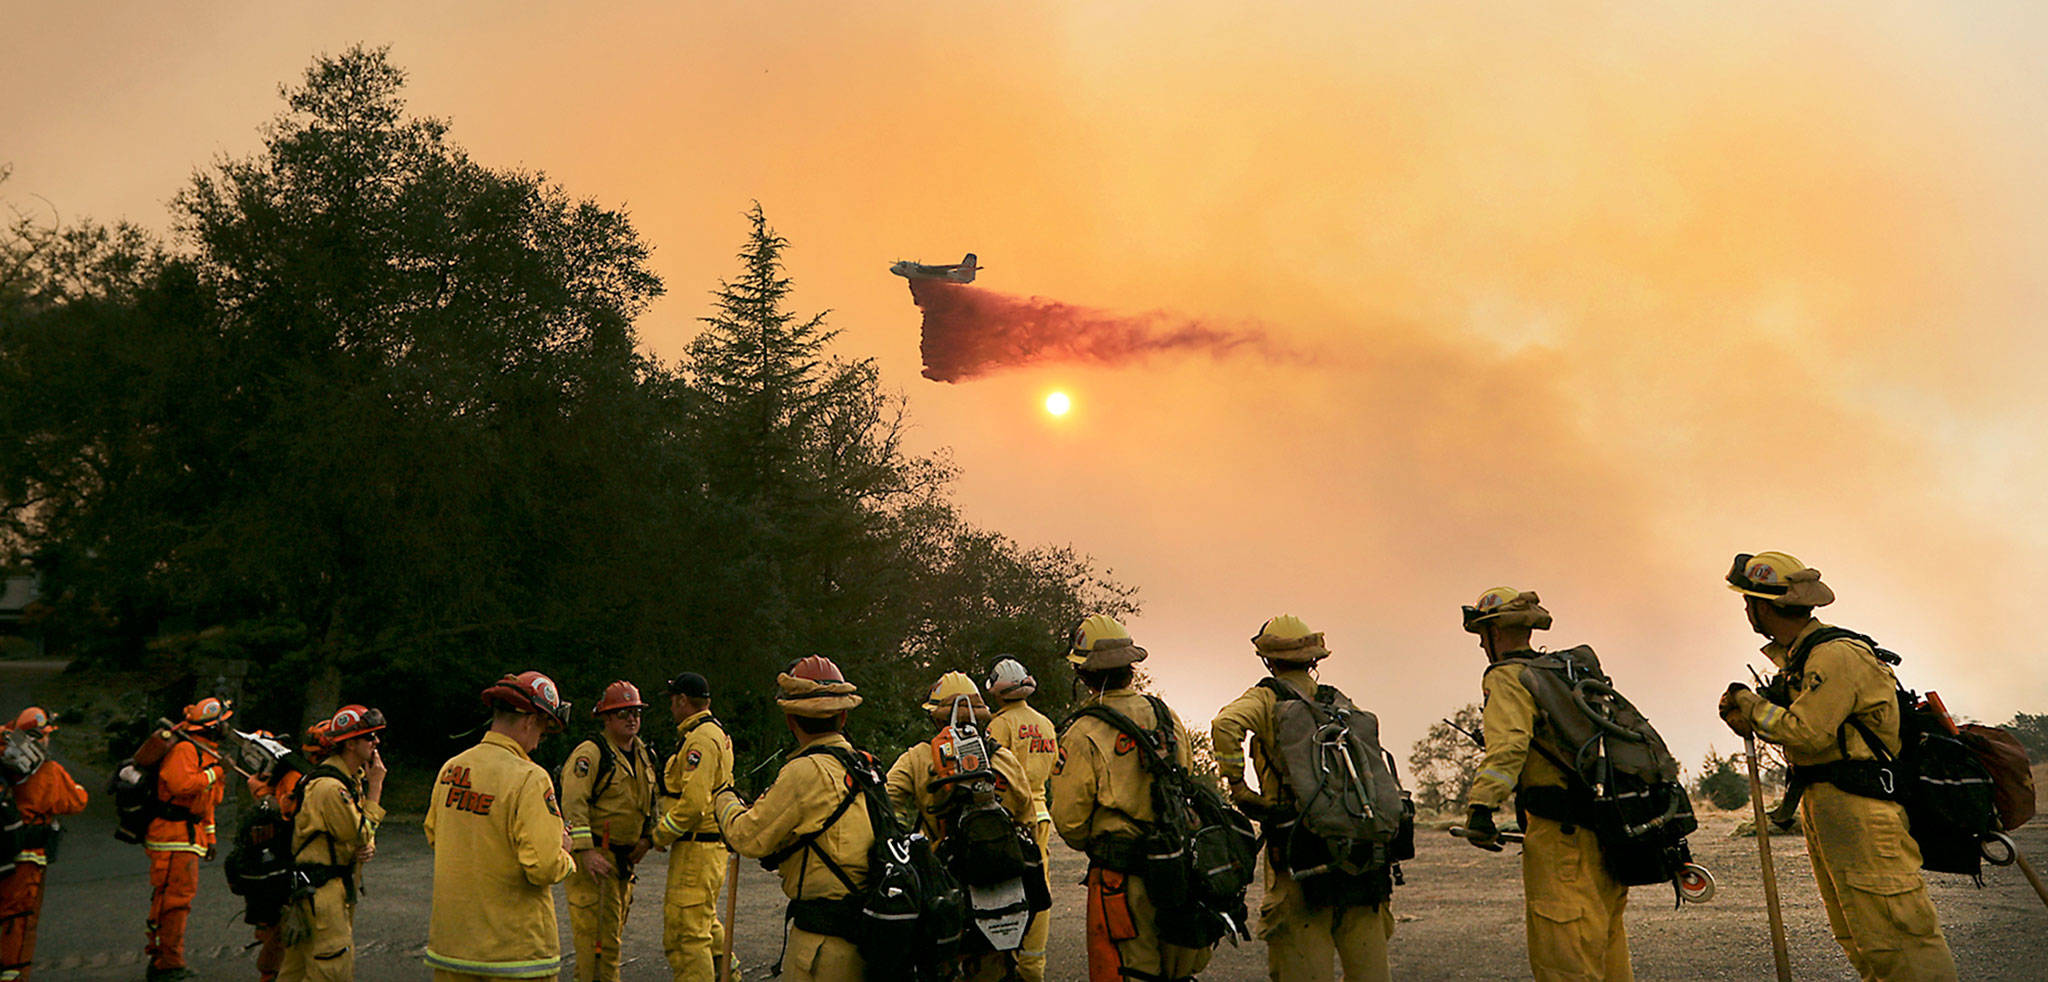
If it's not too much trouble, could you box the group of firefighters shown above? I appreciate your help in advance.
[0,549,1973,981]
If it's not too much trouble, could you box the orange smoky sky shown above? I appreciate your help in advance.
[8,2,2048,770]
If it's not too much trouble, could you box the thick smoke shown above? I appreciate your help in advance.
[911,279,1274,382]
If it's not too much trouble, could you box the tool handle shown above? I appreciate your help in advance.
[1746,735,1793,982]
[1447,826,1524,844]
[721,849,741,976]
[2013,846,2048,913]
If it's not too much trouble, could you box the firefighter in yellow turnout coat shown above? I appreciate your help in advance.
[983,657,1060,982]
[1461,589,1632,982]
[278,706,387,982]
[713,657,874,982]
[1212,616,1395,982]
[650,672,735,982]
[425,672,579,981]
[1719,552,1957,982]
[1051,615,1215,982]
[886,672,1036,982]
[561,682,660,982]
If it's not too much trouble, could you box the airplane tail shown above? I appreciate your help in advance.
[956,253,978,283]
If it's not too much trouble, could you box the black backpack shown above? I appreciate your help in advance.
[1065,695,1259,947]
[1776,628,2001,878]
[224,793,297,924]
[111,726,202,845]
[771,743,967,981]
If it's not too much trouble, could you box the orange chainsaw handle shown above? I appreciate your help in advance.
[1925,691,1962,736]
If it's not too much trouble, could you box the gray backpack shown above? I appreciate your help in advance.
[1258,679,1410,879]
[1490,645,1698,888]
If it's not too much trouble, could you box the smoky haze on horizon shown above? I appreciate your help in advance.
[911,279,1289,382]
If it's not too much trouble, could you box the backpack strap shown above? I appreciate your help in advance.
[1064,699,1177,775]
[1783,626,1902,762]
[757,744,875,890]
[1475,662,1601,821]
[590,736,619,799]
[289,763,366,902]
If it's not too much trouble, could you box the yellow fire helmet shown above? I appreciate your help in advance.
[1067,613,1148,670]
[1461,587,1553,634]
[922,670,992,723]
[1251,614,1329,663]
[1726,551,1835,608]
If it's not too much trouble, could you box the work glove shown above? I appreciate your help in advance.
[1719,683,1755,737]
[1464,805,1503,852]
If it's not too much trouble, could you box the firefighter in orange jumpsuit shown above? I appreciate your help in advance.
[146,697,232,982]
[1,708,89,982]
[249,723,331,982]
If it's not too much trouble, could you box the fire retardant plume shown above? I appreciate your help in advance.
[911,279,1274,382]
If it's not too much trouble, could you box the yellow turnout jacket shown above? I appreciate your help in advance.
[423,731,578,979]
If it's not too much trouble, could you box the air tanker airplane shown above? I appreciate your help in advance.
[890,253,980,284]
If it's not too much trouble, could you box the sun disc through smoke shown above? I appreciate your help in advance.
[1045,391,1071,416]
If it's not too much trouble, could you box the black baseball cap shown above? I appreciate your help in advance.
[666,672,711,698]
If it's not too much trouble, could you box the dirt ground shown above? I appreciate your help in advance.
[12,660,2048,980]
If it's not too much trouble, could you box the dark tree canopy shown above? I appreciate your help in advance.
[0,47,1133,776]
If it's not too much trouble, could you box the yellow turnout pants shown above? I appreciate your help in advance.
[1257,859,1393,982]
[567,862,634,982]
[1800,783,1957,982]
[1015,819,1053,982]
[783,926,864,982]
[278,879,355,982]
[1521,814,1631,982]
[663,841,730,980]
[435,973,556,982]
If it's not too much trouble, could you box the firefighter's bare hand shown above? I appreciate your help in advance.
[580,848,616,878]
[629,838,651,865]
[204,844,218,862]
[359,840,377,863]
[560,825,574,854]
[365,748,388,786]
